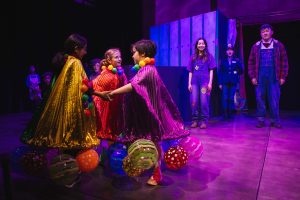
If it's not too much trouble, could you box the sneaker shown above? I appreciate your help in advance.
[271,122,282,129]
[65,175,81,188]
[200,122,207,129]
[190,121,198,128]
[256,121,265,128]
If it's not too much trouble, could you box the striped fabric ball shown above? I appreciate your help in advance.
[49,154,79,185]
[127,139,158,170]
[179,136,203,161]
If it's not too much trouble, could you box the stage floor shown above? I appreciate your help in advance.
[1,111,300,200]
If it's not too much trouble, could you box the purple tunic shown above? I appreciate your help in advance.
[120,65,189,143]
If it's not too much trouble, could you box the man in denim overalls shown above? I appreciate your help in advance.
[248,24,289,128]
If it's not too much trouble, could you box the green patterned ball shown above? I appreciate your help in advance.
[127,139,158,170]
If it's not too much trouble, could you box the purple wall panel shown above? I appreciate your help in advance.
[204,11,216,60]
[150,11,218,67]
[191,15,204,54]
[159,24,170,66]
[170,21,179,66]
[150,26,160,65]
[180,17,191,67]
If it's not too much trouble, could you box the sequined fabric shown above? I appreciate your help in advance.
[93,69,127,141]
[119,65,189,143]
[27,56,99,149]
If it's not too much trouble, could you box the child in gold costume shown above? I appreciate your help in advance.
[26,34,102,150]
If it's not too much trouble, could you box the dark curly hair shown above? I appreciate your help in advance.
[131,40,157,58]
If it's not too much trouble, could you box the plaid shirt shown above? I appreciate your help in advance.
[248,39,289,80]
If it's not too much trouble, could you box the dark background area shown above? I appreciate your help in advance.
[3,0,144,114]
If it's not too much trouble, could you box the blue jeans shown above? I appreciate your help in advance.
[256,67,280,123]
[222,84,236,116]
[190,84,209,122]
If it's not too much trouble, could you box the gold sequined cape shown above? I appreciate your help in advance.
[27,56,100,149]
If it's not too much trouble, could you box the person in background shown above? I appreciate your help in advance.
[187,38,216,129]
[219,44,243,119]
[89,58,101,80]
[26,65,42,110]
[248,24,289,128]
[41,71,53,99]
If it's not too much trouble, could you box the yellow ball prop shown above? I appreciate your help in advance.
[108,65,113,70]
[139,60,146,67]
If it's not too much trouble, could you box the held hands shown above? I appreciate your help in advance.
[93,91,111,101]
[219,85,222,90]
[107,92,115,101]
[93,91,115,101]
[279,79,285,86]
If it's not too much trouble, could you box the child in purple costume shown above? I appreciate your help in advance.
[98,39,189,186]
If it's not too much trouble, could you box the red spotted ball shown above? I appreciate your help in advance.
[164,146,188,170]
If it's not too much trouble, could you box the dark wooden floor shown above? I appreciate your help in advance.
[1,111,300,200]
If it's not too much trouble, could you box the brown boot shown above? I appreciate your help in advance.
[200,122,207,129]
[190,121,198,128]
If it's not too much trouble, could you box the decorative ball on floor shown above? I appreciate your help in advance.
[127,139,158,170]
[179,136,203,161]
[109,143,127,175]
[49,154,79,185]
[76,149,99,172]
[164,146,188,170]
